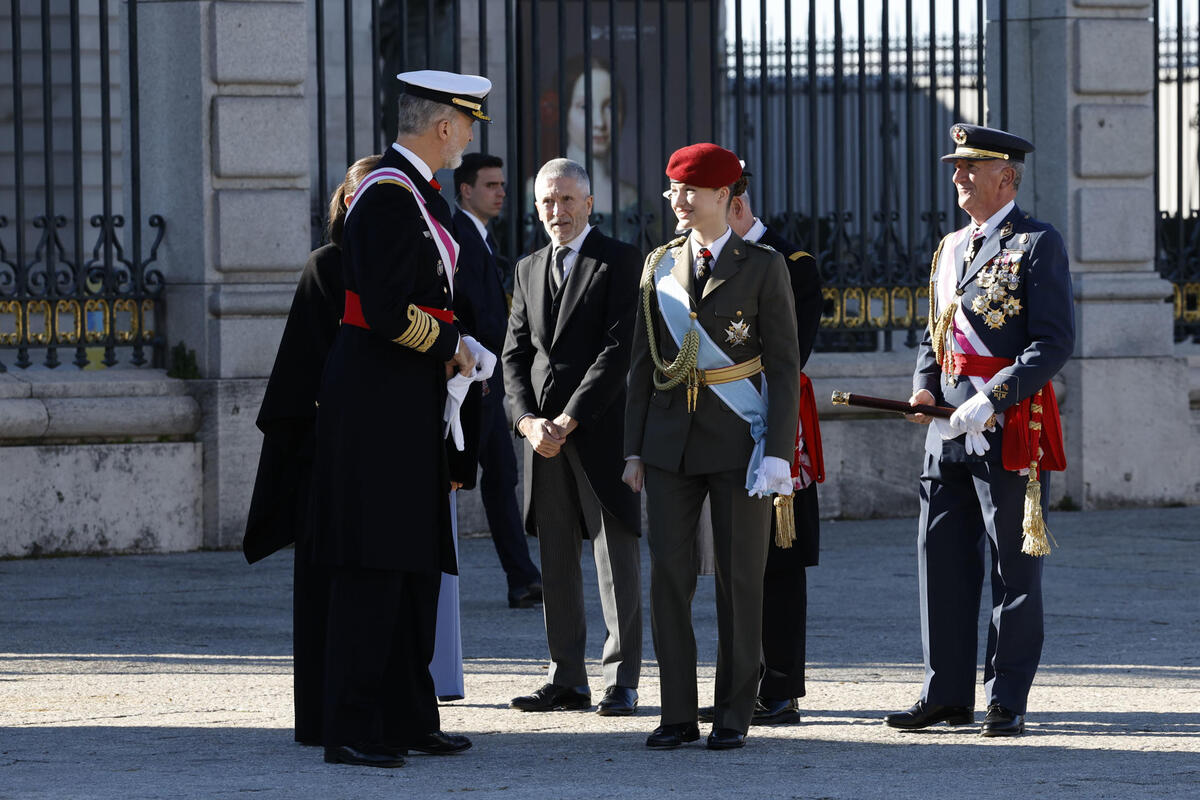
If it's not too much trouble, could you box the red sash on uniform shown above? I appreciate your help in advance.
[792,372,825,484]
[950,352,1065,473]
[341,290,454,330]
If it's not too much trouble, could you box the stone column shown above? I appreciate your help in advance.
[138,1,310,547]
[994,0,1199,508]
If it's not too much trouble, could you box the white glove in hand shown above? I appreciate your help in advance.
[461,335,496,381]
[950,393,994,435]
[931,417,958,441]
[443,373,473,451]
[750,455,794,498]
[963,430,991,456]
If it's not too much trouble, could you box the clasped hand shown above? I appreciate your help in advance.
[520,414,577,458]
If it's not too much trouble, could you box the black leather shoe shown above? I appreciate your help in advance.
[884,699,974,730]
[981,704,1025,737]
[645,722,701,749]
[510,683,592,711]
[706,728,746,750]
[698,705,715,723]
[752,696,800,725]
[596,685,638,716]
[403,731,472,754]
[507,583,542,609]
[323,744,405,768]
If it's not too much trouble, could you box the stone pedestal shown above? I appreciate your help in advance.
[994,0,1199,508]
[138,1,309,547]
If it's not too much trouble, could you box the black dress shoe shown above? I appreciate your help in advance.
[323,744,405,768]
[403,730,473,754]
[752,697,800,725]
[507,584,542,609]
[884,699,974,730]
[706,727,746,750]
[698,705,715,723]
[645,722,701,749]
[596,685,638,716]
[510,682,592,711]
[981,704,1025,737]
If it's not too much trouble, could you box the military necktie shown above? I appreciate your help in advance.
[695,247,713,281]
[550,245,569,294]
[963,226,984,269]
[485,229,498,255]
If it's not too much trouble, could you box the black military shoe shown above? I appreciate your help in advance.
[596,685,638,716]
[752,696,800,725]
[508,583,543,608]
[402,731,472,754]
[981,704,1025,737]
[645,722,701,749]
[706,727,746,750]
[884,699,974,730]
[323,744,406,768]
[698,705,715,723]
[510,682,592,711]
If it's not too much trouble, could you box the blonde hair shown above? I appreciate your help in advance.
[327,154,382,246]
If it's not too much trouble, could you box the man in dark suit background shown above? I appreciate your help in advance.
[502,157,643,718]
[452,153,543,609]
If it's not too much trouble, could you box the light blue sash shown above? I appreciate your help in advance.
[654,248,768,491]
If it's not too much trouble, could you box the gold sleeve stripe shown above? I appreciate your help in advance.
[789,250,813,262]
[393,304,440,352]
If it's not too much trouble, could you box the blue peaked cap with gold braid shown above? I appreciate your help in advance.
[941,123,1034,163]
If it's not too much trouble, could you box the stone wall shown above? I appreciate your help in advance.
[0,370,202,557]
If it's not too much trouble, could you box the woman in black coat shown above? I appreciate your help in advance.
[242,154,379,745]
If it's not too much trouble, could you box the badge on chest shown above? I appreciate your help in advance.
[970,249,1024,330]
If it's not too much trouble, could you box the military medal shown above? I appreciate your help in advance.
[970,250,1024,330]
[725,311,751,346]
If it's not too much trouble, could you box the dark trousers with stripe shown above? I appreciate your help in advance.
[917,453,1046,714]
[321,567,441,747]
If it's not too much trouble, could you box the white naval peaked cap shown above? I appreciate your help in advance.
[396,69,493,123]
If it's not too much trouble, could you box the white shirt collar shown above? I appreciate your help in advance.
[460,205,492,251]
[391,142,434,183]
[690,225,734,263]
[555,223,593,256]
[973,200,1015,241]
[744,217,767,244]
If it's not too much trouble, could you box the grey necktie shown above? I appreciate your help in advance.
[551,246,569,293]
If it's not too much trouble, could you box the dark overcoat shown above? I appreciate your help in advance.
[502,228,643,537]
[309,146,462,575]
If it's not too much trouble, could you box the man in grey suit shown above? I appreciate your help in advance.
[624,143,801,751]
[502,158,643,717]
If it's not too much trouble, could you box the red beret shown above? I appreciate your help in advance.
[665,143,742,188]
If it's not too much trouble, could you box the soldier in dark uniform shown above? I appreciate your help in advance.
[243,154,379,746]
[309,70,491,768]
[624,144,801,751]
[708,173,823,726]
[887,124,1073,737]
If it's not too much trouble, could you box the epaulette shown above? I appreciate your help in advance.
[788,250,813,262]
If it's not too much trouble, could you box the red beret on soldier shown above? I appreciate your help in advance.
[665,143,743,187]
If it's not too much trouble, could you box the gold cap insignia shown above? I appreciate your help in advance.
[952,126,968,144]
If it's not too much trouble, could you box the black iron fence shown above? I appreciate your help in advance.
[314,1,1003,351]
[1156,2,1200,342]
[0,1,164,372]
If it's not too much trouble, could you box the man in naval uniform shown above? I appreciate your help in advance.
[886,124,1074,737]
[623,143,801,751]
[308,70,491,768]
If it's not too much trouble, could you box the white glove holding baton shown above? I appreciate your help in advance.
[949,393,995,456]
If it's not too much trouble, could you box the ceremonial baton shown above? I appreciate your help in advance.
[830,390,954,419]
